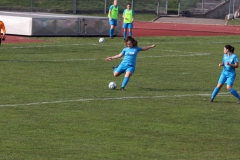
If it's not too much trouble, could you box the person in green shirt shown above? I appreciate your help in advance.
[122,3,135,39]
[108,0,119,38]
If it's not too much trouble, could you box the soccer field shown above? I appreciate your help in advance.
[0,36,240,159]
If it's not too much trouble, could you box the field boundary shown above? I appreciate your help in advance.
[2,18,240,43]
[0,92,230,107]
[133,21,240,36]
[1,35,48,44]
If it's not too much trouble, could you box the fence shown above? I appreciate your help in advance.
[0,0,161,14]
[0,0,239,16]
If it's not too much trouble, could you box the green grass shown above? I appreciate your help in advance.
[1,36,240,159]
[227,18,240,26]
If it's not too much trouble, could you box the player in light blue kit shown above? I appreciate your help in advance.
[106,36,156,90]
[210,45,240,103]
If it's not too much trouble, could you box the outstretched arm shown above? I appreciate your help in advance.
[141,44,156,51]
[106,53,123,61]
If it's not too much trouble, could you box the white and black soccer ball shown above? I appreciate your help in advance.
[108,81,117,89]
[99,37,105,43]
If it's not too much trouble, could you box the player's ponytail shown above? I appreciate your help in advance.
[133,39,138,47]
[232,46,235,53]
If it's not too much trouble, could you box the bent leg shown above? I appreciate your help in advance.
[113,71,120,77]
[113,65,124,77]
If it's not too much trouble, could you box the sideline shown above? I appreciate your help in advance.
[0,92,230,107]
[0,52,210,63]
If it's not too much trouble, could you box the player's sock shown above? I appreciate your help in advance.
[129,31,132,36]
[229,88,240,99]
[211,87,220,99]
[124,31,127,39]
[121,77,130,88]
[110,28,113,37]
[111,28,114,37]
[113,68,117,74]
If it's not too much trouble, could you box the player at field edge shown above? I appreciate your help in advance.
[106,36,156,90]
[108,0,119,39]
[0,20,6,46]
[210,44,240,103]
[122,3,135,39]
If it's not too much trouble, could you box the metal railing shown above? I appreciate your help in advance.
[0,0,239,16]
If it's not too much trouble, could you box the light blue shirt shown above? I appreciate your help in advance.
[222,53,238,74]
[120,47,142,67]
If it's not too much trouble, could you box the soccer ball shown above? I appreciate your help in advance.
[108,81,117,89]
[99,38,105,43]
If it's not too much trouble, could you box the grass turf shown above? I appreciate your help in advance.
[0,36,240,159]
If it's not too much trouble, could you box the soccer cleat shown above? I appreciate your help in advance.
[112,65,118,69]
[109,36,114,39]
[120,87,125,91]
[209,98,213,102]
[237,99,240,104]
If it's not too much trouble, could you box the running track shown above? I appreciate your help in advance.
[3,21,240,43]
[133,21,240,36]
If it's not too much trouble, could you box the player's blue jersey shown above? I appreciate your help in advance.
[120,47,142,67]
[222,53,238,74]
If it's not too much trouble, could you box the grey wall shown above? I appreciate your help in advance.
[204,1,240,19]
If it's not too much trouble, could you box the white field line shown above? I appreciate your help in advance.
[0,52,211,62]
[10,43,99,49]
[0,92,230,107]
[3,39,240,49]
[143,52,210,58]
[139,41,240,45]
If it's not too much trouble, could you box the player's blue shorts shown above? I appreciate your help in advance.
[218,72,236,86]
[115,64,135,74]
[123,23,133,29]
[109,18,118,26]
